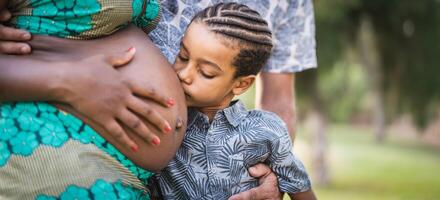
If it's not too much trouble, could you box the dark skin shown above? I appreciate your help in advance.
[0,26,188,170]
[0,25,292,199]
[0,1,310,197]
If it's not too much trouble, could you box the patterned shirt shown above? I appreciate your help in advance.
[151,100,311,199]
[149,0,317,73]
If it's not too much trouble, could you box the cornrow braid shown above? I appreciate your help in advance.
[191,3,273,78]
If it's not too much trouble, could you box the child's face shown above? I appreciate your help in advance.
[173,22,242,107]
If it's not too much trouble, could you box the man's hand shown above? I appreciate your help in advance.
[229,164,282,200]
[59,47,174,151]
[0,1,32,54]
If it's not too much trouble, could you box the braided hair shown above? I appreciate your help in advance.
[191,3,273,78]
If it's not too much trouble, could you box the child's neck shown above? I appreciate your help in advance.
[196,96,234,122]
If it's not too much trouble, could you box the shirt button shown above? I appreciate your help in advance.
[208,137,215,143]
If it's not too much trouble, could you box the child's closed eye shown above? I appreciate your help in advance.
[200,70,215,79]
[177,54,189,62]
[202,72,215,79]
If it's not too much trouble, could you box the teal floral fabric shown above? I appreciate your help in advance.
[15,0,102,37]
[36,179,150,200]
[11,0,160,38]
[0,102,153,198]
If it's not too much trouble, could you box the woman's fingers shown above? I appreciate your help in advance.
[103,120,139,152]
[107,46,136,67]
[117,109,161,146]
[0,8,32,54]
[130,81,174,108]
[0,41,31,54]
[0,23,32,54]
[128,96,172,134]
[106,47,174,107]
[0,9,11,22]
[0,24,31,41]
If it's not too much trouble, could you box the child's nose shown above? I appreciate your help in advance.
[177,65,193,84]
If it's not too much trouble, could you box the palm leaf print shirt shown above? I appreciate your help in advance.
[151,100,311,199]
[149,0,317,73]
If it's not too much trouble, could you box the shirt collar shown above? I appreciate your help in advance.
[187,100,248,128]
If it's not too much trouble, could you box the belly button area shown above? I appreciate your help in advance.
[175,116,183,130]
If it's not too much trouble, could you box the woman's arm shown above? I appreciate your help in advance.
[0,48,175,153]
[0,26,187,171]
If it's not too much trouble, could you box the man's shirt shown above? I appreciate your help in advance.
[152,100,311,199]
[149,0,317,73]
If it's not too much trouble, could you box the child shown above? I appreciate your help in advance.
[151,3,317,200]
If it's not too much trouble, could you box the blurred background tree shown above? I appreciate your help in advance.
[294,0,440,189]
[241,1,440,198]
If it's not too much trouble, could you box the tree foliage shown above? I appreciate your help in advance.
[297,0,440,128]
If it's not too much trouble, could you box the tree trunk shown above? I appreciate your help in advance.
[309,109,329,186]
[358,15,386,143]
[306,71,330,186]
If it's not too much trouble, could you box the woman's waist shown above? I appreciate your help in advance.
[0,102,154,181]
[0,138,149,199]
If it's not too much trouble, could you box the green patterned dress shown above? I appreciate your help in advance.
[0,1,161,199]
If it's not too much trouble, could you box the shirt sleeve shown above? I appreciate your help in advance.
[267,126,312,194]
[263,0,317,73]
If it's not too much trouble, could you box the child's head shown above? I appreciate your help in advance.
[173,3,273,107]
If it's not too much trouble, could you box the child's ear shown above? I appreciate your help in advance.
[232,75,256,95]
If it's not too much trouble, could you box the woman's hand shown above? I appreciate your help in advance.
[229,164,282,200]
[57,47,174,152]
[0,2,32,54]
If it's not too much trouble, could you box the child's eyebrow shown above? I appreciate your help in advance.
[200,59,222,72]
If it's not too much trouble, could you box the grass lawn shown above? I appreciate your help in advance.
[286,125,440,200]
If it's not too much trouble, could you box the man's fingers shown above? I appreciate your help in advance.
[127,96,172,134]
[248,163,273,178]
[0,9,11,22]
[0,24,31,41]
[107,46,136,67]
[117,109,161,146]
[0,41,31,54]
[228,188,257,200]
[104,120,139,152]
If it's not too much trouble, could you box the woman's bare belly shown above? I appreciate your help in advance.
[26,26,187,171]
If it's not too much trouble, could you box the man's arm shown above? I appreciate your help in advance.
[256,72,296,141]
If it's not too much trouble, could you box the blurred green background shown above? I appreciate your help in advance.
[239,0,440,199]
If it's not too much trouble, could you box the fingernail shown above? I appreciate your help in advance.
[126,46,135,52]
[21,32,31,40]
[167,98,175,107]
[164,125,172,133]
[131,145,139,152]
[152,137,161,146]
[20,46,30,53]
